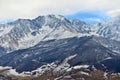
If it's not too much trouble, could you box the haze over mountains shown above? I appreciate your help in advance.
[0,14,120,79]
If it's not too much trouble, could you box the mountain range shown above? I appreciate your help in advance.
[0,15,120,79]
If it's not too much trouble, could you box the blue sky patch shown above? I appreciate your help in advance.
[66,11,110,24]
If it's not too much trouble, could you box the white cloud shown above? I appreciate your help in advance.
[107,9,120,17]
[0,0,120,20]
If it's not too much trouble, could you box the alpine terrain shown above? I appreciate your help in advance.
[0,15,120,80]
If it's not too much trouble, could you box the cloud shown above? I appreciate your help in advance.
[0,0,120,21]
[107,9,120,17]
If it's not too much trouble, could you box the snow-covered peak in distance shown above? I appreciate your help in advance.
[97,15,120,41]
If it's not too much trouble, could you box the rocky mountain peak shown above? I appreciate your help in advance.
[0,14,120,52]
[97,14,120,41]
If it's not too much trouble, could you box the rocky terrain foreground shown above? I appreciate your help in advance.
[0,68,120,80]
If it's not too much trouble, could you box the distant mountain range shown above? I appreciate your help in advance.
[0,15,120,77]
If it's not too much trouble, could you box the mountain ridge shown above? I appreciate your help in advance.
[0,36,119,73]
[0,15,91,52]
[0,14,120,75]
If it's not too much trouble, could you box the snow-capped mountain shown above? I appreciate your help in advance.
[0,15,90,52]
[0,14,120,53]
[0,15,120,77]
[97,15,120,41]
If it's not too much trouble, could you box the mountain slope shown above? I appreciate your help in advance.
[0,15,120,53]
[0,36,119,73]
[97,15,120,41]
[0,14,120,77]
[0,15,89,53]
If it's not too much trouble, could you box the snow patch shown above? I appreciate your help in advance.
[67,65,89,72]
[80,71,89,76]
[0,25,14,36]
[73,65,89,69]
[54,54,77,72]
[0,66,25,76]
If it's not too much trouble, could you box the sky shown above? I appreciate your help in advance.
[0,0,120,24]
[66,11,110,24]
